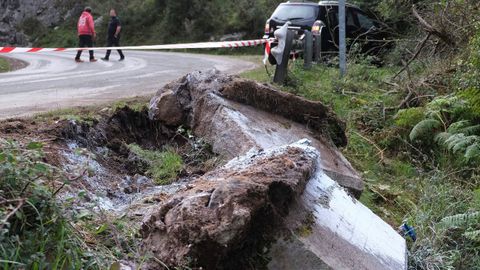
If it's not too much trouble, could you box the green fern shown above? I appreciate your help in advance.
[464,230,480,241]
[435,132,451,144]
[465,143,480,161]
[425,96,467,119]
[447,120,480,135]
[447,120,472,133]
[439,211,480,228]
[412,113,480,161]
[439,212,480,242]
[444,134,480,153]
[460,88,480,117]
[409,119,442,141]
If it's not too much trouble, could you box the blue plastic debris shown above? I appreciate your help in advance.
[400,222,417,242]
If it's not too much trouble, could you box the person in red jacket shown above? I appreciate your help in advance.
[75,7,97,62]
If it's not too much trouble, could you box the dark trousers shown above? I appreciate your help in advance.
[105,37,124,59]
[75,35,94,60]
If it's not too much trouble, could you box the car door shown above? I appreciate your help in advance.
[350,9,386,54]
[323,5,357,53]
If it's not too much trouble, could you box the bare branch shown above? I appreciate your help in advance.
[412,5,455,47]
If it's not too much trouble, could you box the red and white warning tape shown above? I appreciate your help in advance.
[0,39,270,53]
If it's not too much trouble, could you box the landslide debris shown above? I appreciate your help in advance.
[148,69,362,196]
[140,144,317,269]
[149,69,347,148]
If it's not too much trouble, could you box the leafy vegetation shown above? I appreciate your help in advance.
[0,140,103,269]
[127,144,183,185]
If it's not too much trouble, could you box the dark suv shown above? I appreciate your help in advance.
[264,1,388,56]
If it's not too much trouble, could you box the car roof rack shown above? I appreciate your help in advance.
[284,1,360,8]
[318,1,359,9]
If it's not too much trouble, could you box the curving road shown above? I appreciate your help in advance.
[0,51,257,119]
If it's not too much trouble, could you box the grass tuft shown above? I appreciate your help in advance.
[128,144,183,185]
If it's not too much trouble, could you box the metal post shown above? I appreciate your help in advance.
[339,0,347,77]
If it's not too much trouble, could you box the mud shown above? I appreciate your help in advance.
[62,107,180,151]
[220,80,347,147]
[0,106,218,215]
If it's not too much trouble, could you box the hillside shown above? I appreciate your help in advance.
[3,0,284,47]
[4,0,407,47]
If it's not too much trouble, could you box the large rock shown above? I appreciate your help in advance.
[149,69,363,196]
[0,0,82,45]
[140,140,407,269]
[141,142,316,269]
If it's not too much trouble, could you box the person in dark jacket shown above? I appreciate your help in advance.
[101,9,125,61]
[75,7,97,62]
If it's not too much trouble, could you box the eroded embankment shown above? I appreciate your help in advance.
[0,106,219,221]
[0,69,406,270]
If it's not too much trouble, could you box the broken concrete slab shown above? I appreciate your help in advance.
[140,140,407,270]
[268,145,407,270]
[149,69,363,196]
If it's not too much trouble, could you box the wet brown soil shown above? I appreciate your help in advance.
[0,106,217,211]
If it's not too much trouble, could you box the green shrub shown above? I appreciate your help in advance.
[408,171,480,270]
[395,107,426,129]
[18,17,46,38]
[439,211,480,241]
[0,140,101,269]
[408,95,480,163]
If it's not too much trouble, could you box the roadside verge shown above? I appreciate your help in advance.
[0,55,28,72]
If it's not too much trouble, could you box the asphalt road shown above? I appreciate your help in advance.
[0,51,257,119]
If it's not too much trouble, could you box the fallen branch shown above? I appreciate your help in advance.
[0,199,25,230]
[393,33,431,79]
[412,5,455,47]
[52,169,87,197]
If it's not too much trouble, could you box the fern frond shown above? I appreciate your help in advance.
[440,212,480,228]
[447,120,472,133]
[465,143,480,161]
[464,230,480,241]
[444,134,479,153]
[435,132,452,144]
[425,96,465,117]
[460,124,480,136]
[409,119,442,141]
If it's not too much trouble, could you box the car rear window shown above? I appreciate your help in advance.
[271,4,318,21]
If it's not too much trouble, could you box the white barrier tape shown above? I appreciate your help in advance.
[0,39,269,53]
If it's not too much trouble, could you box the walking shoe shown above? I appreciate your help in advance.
[90,58,98,62]
[119,57,125,61]
[75,59,84,63]
[101,57,109,61]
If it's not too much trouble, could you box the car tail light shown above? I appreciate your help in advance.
[312,20,325,35]
[265,20,270,34]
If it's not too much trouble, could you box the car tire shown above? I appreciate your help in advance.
[273,30,294,84]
